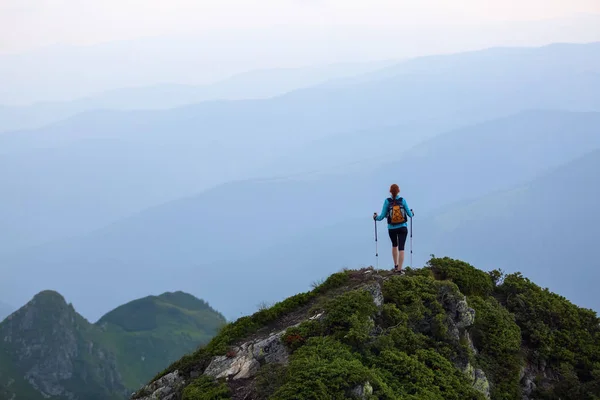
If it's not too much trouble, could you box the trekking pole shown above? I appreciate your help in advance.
[410,209,414,267]
[373,214,379,269]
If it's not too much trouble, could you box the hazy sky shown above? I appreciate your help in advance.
[2,0,600,54]
[1,0,599,104]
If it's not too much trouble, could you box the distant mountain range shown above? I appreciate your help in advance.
[1,42,599,257]
[0,290,225,399]
[3,109,599,321]
[0,60,397,132]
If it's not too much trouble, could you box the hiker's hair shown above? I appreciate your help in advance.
[390,184,400,198]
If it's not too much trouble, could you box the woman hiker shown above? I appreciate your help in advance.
[373,184,413,273]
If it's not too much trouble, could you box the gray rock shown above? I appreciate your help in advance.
[474,368,490,399]
[463,363,490,399]
[439,285,476,329]
[204,350,261,380]
[252,332,289,365]
[520,360,552,400]
[455,299,476,329]
[350,381,373,399]
[204,329,290,381]
[439,285,476,346]
[462,331,478,355]
[135,371,185,400]
[363,283,384,308]
[448,324,461,342]
[522,377,536,398]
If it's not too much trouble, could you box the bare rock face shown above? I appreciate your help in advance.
[350,381,373,399]
[134,371,185,400]
[438,284,476,342]
[363,282,384,309]
[204,329,290,381]
[437,284,491,399]
[463,363,491,400]
[519,360,559,400]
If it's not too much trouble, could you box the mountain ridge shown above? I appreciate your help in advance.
[131,257,600,400]
[0,60,396,133]
[1,42,599,256]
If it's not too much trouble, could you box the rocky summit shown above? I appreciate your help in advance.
[0,290,125,400]
[0,290,226,400]
[132,257,600,400]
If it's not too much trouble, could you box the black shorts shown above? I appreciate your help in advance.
[388,227,408,250]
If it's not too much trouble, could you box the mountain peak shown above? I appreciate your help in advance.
[134,257,600,400]
[31,289,67,304]
[0,290,127,400]
[156,290,217,312]
[96,291,226,334]
[2,290,74,327]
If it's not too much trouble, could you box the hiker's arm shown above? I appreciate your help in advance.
[375,199,388,221]
[403,198,414,218]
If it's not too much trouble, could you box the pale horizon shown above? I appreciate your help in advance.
[1,1,600,104]
[2,0,600,54]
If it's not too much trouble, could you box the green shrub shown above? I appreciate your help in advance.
[382,275,446,338]
[469,296,522,400]
[497,272,600,399]
[182,376,230,400]
[371,348,485,400]
[269,337,378,400]
[282,320,323,352]
[379,303,407,328]
[253,364,288,400]
[320,289,378,347]
[427,257,494,298]
[312,270,351,294]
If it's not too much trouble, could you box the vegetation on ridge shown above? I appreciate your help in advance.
[146,257,600,400]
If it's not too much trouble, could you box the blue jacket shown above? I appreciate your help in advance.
[376,195,413,229]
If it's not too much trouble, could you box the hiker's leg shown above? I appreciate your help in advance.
[398,251,405,269]
[397,227,408,269]
[388,229,399,268]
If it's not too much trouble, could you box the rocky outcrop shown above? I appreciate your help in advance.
[363,282,384,309]
[134,371,186,400]
[464,363,491,400]
[437,284,491,399]
[439,284,476,342]
[204,328,290,381]
[350,381,373,399]
[519,359,559,400]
